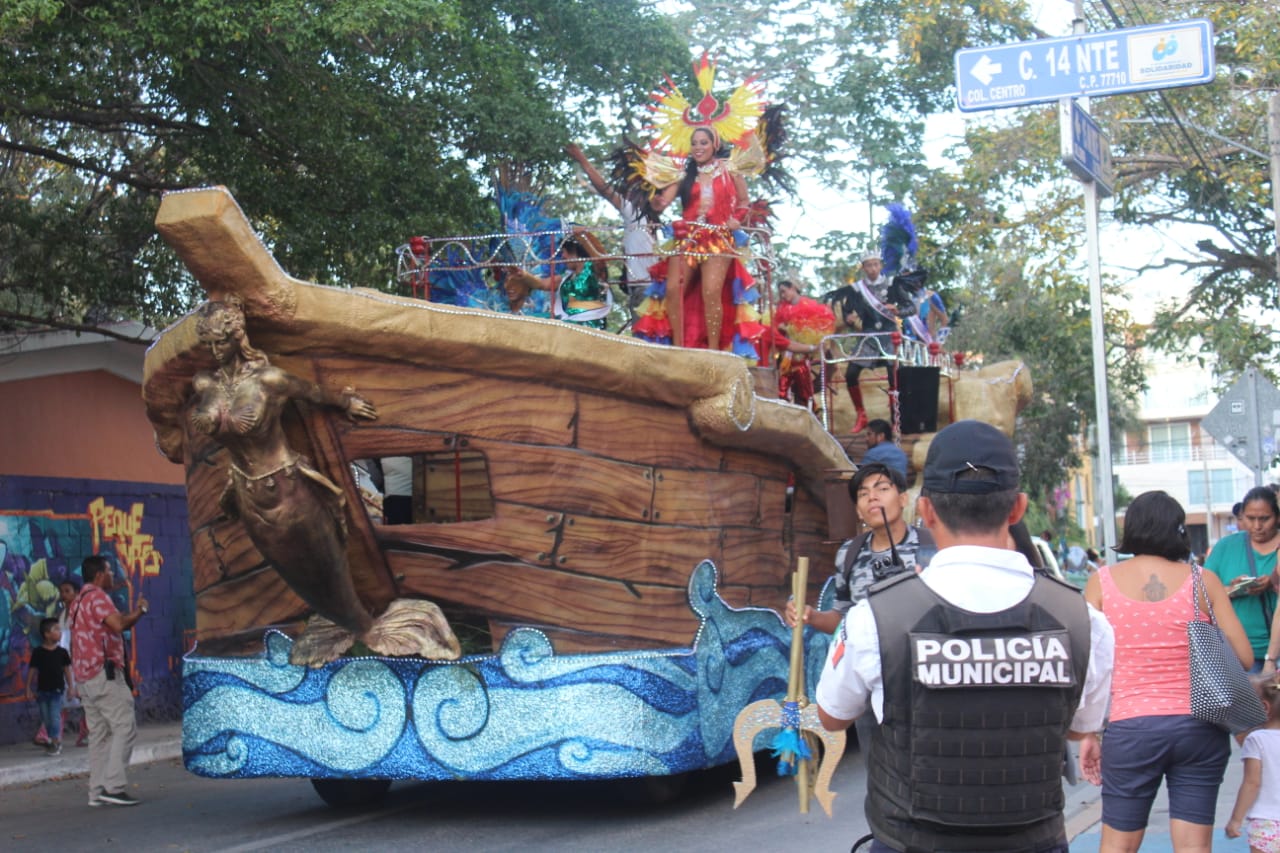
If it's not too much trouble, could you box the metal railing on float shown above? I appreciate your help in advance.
[816,331,960,435]
[393,223,779,331]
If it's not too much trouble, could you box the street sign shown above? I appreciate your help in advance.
[955,19,1215,112]
[1060,100,1114,197]
[1201,366,1280,476]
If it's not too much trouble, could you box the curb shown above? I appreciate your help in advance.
[0,739,182,789]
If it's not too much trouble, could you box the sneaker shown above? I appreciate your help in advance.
[97,791,140,806]
[47,742,62,756]
[88,797,103,808]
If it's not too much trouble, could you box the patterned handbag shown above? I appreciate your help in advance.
[1188,560,1266,732]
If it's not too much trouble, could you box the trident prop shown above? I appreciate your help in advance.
[731,556,846,816]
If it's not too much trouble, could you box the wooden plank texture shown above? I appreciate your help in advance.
[721,447,792,481]
[390,553,698,646]
[791,489,831,536]
[575,393,715,468]
[190,521,268,593]
[651,468,760,527]
[317,359,577,446]
[482,441,655,521]
[553,514,719,584]
[183,435,231,530]
[373,503,560,568]
[195,567,308,640]
[720,527,791,586]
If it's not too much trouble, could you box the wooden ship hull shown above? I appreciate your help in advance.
[143,187,850,658]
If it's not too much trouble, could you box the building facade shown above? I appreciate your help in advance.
[0,325,192,745]
[1111,350,1266,556]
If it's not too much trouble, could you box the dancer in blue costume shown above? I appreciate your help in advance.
[880,203,949,346]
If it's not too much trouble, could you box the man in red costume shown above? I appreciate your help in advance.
[762,280,835,411]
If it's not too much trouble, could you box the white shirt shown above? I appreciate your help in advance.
[1242,729,1280,820]
[381,456,413,498]
[816,545,1114,733]
[620,200,655,286]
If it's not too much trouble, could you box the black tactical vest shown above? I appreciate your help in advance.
[863,571,1090,853]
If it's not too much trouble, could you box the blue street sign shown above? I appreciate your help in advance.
[955,19,1214,112]
[1060,100,1114,197]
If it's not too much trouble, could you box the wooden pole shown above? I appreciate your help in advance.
[790,557,811,813]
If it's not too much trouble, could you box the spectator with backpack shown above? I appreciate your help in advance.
[784,461,934,751]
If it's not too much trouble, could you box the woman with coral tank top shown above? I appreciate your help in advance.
[1082,490,1252,853]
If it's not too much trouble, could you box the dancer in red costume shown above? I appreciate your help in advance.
[615,53,788,358]
[650,127,754,350]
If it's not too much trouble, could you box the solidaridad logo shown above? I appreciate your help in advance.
[1151,34,1179,61]
[1138,30,1195,75]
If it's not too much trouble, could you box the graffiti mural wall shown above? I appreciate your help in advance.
[0,474,192,745]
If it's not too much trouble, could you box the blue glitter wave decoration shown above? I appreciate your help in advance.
[182,560,834,783]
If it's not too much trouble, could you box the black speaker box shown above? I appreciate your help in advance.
[897,366,940,435]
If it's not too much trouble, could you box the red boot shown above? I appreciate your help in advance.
[847,383,868,434]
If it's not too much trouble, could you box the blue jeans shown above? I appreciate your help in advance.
[36,690,63,741]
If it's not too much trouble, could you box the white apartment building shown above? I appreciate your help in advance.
[1111,349,1271,556]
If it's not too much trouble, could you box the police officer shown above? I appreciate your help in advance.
[816,420,1114,853]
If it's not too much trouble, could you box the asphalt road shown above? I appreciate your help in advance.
[2,751,876,853]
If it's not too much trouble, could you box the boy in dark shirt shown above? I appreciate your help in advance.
[27,617,73,756]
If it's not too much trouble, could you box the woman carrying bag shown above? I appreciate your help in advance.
[1203,481,1274,666]
[1082,490,1253,853]
[1210,486,1280,672]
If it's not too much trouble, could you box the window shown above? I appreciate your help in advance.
[1149,422,1191,463]
[357,452,495,524]
[420,451,495,522]
[1188,469,1235,507]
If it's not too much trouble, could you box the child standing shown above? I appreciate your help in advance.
[1227,680,1280,850]
[56,579,88,746]
[25,617,73,756]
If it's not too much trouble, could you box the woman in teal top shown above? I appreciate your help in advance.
[507,228,612,329]
[550,233,611,328]
[1209,486,1280,670]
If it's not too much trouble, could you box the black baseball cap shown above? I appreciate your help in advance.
[922,420,1020,495]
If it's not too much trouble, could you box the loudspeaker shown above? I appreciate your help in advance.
[897,366,940,435]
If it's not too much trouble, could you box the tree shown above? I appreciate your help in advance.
[820,0,1280,380]
[0,0,686,336]
[1099,1,1280,379]
[943,252,1145,502]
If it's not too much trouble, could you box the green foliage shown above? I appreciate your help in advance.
[0,0,685,333]
[944,250,1145,502]
[1104,1,1280,379]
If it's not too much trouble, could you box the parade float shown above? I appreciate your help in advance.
[140,185,1038,808]
[140,53,1035,806]
[142,186,856,805]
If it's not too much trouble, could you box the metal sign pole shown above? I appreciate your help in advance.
[1248,366,1265,486]
[1071,1,1118,555]
[1084,148,1117,554]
